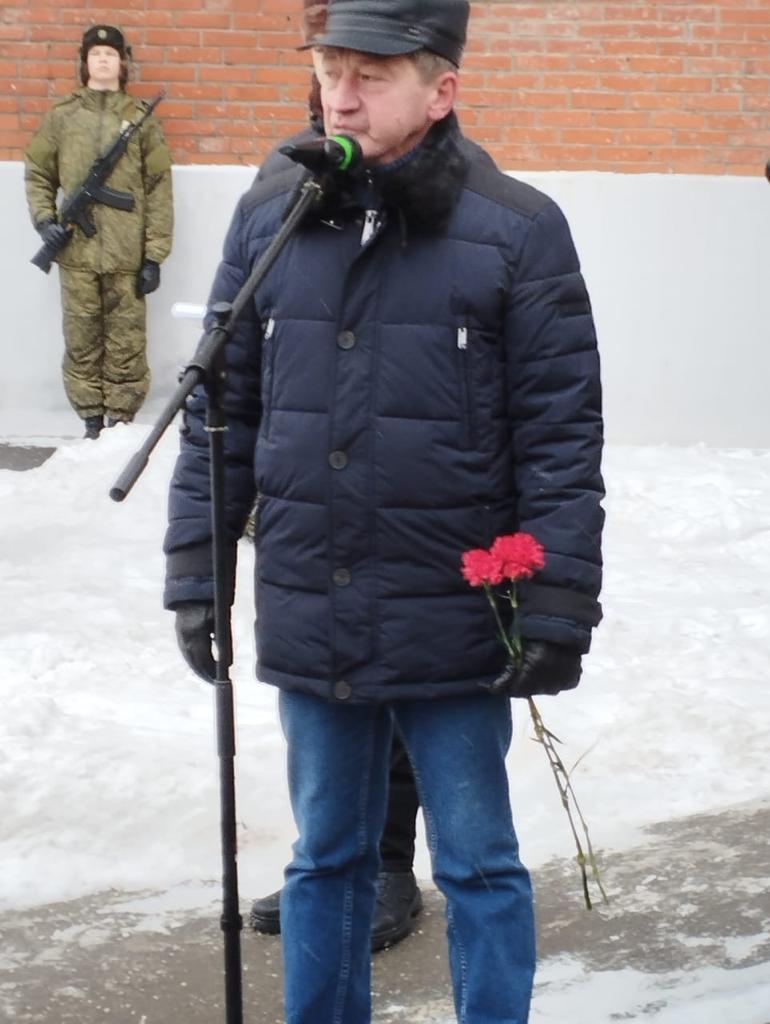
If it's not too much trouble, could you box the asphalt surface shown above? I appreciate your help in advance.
[2,798,769,1023]
[0,443,56,471]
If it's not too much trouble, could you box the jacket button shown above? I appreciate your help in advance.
[333,680,352,700]
[337,330,356,350]
[333,568,351,587]
[329,450,348,470]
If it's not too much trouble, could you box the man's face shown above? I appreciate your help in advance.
[314,47,456,164]
[86,45,122,90]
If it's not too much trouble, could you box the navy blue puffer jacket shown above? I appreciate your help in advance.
[164,115,604,704]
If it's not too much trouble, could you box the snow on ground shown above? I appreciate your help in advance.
[1,425,769,1019]
[531,957,770,1024]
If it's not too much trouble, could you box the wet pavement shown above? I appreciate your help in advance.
[1,798,768,1023]
[0,443,56,471]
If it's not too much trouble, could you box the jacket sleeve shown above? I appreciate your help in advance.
[505,199,604,653]
[140,113,173,264]
[24,110,60,227]
[163,198,261,608]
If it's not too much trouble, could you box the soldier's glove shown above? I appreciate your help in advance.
[136,259,161,297]
[36,218,70,248]
[486,640,582,698]
[174,601,216,684]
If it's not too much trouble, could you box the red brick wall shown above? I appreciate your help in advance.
[1,1,769,174]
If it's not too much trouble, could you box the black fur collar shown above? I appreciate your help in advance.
[374,112,469,233]
[308,113,470,235]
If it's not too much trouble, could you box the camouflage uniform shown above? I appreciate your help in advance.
[25,86,173,422]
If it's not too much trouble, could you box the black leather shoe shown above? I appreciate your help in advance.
[248,887,281,935]
[371,871,423,952]
[248,871,424,951]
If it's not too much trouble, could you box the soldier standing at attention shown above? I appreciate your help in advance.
[25,26,173,439]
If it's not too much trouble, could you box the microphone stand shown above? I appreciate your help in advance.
[109,152,342,1024]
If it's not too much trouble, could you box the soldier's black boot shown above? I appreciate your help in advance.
[371,870,423,951]
[83,415,104,439]
[248,888,281,935]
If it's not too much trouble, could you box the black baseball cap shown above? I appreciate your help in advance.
[302,0,469,68]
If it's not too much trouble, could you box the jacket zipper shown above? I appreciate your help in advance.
[457,326,477,449]
[360,209,378,246]
[263,316,276,436]
[97,91,108,268]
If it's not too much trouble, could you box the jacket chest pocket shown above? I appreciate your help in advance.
[455,326,477,449]
[261,316,276,438]
[454,324,506,451]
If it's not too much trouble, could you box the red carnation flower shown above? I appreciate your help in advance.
[458,530,605,909]
[490,532,545,581]
[460,548,505,588]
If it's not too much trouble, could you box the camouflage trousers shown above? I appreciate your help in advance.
[58,267,150,420]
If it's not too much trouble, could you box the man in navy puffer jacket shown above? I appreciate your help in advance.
[248,53,427,952]
[165,1,604,1020]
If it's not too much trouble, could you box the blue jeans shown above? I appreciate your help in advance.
[278,691,535,1024]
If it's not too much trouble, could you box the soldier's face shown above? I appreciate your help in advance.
[315,48,457,165]
[86,46,121,91]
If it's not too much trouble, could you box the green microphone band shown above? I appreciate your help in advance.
[329,134,356,171]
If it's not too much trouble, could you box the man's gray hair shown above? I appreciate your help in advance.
[410,50,457,82]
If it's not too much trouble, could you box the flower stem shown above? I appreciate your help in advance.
[507,584,522,664]
[483,584,516,660]
[527,697,609,910]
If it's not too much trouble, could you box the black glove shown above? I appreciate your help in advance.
[136,259,161,297]
[36,218,70,249]
[174,601,216,684]
[486,640,582,698]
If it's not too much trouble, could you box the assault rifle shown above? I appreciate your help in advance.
[31,90,164,273]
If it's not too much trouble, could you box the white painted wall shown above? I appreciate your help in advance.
[2,160,769,446]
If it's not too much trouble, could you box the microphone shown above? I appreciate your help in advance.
[280,134,363,175]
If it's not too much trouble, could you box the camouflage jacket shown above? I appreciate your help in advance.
[24,87,173,273]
